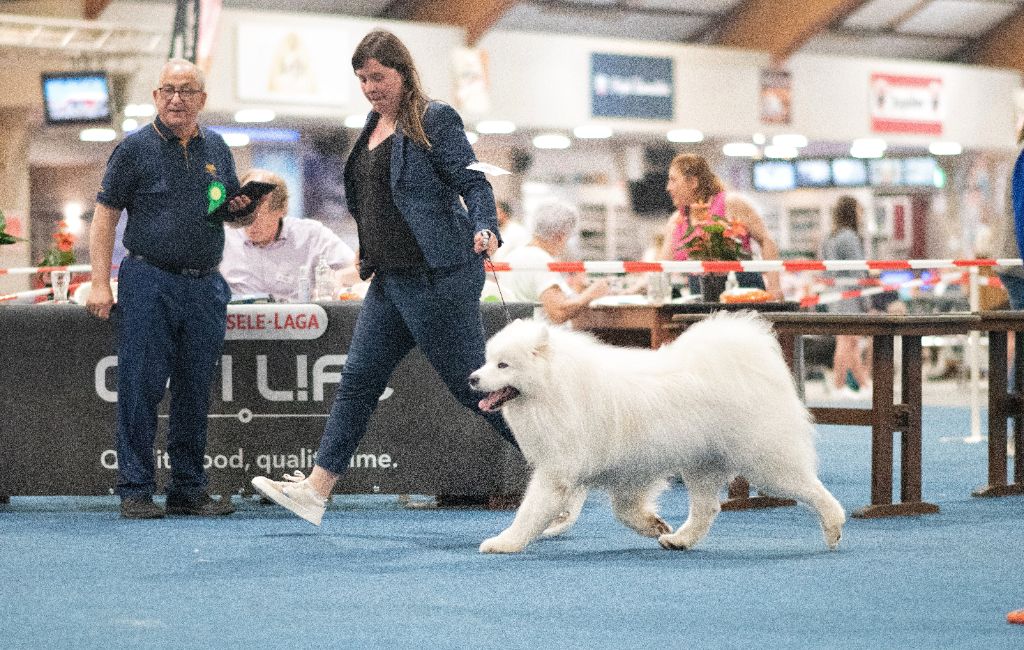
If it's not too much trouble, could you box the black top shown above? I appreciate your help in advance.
[350,135,426,275]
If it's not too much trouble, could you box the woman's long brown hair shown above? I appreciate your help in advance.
[832,195,861,234]
[669,153,724,203]
[351,29,431,149]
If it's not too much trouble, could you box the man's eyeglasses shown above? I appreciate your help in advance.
[155,86,203,100]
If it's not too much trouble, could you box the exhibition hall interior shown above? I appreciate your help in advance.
[2,1,1024,648]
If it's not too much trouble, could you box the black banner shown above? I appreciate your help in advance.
[0,302,531,496]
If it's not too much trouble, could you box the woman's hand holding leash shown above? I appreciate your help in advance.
[475,229,498,257]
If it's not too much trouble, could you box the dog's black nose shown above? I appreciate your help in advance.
[468,375,479,388]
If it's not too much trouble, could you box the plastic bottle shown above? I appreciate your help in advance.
[725,270,739,293]
[296,265,311,302]
[314,256,334,301]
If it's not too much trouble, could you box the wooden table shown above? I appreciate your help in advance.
[572,301,798,349]
[973,311,1024,498]
[670,312,980,518]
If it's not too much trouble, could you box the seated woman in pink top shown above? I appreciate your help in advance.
[657,153,781,297]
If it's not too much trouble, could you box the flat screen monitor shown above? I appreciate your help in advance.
[751,160,796,192]
[902,156,938,187]
[869,158,903,187]
[41,71,111,125]
[794,159,832,188]
[831,158,867,187]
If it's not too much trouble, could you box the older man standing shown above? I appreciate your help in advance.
[87,58,249,519]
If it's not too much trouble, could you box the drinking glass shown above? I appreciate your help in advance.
[50,270,71,303]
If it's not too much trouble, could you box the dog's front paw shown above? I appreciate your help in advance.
[638,514,672,538]
[657,531,698,551]
[479,535,527,554]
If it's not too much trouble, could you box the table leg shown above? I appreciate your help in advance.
[975,330,1024,497]
[854,334,938,517]
[721,328,797,511]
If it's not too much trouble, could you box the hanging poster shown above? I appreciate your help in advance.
[759,68,792,125]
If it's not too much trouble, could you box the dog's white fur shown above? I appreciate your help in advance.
[469,312,845,554]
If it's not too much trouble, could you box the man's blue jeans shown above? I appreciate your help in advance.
[315,260,516,474]
[114,256,230,499]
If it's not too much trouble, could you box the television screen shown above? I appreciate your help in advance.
[751,160,795,192]
[869,158,903,187]
[902,156,938,187]
[41,71,111,125]
[831,158,867,187]
[794,159,832,187]
[628,172,675,215]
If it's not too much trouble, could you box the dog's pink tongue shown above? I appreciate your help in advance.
[478,393,499,412]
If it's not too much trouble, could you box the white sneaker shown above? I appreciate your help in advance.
[251,471,327,526]
[834,386,866,401]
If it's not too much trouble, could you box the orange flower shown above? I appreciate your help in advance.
[722,219,748,240]
[54,232,75,252]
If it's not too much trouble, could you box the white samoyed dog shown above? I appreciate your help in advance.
[469,311,845,554]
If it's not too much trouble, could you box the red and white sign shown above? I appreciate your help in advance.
[869,73,944,135]
[225,304,328,340]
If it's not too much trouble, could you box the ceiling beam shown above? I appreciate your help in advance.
[963,7,1024,72]
[713,0,868,64]
[382,0,519,46]
[83,0,111,20]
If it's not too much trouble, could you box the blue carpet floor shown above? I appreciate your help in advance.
[2,406,1023,649]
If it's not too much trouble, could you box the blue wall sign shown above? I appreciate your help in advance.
[591,53,674,120]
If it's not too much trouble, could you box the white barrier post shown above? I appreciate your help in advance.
[965,266,984,443]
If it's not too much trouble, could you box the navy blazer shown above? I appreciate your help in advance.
[344,101,500,276]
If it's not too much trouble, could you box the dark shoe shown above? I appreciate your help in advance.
[166,492,235,516]
[120,496,165,519]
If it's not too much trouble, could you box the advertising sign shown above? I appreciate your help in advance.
[591,53,673,120]
[870,73,944,135]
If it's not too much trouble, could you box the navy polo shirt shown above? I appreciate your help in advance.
[97,117,240,270]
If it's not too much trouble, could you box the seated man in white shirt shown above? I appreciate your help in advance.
[220,169,357,302]
[501,200,608,324]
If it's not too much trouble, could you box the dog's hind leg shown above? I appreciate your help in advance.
[658,472,727,551]
[760,474,846,550]
[480,472,568,554]
[610,482,671,538]
[541,488,587,539]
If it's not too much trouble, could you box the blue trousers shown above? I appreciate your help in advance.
[315,260,517,475]
[114,256,230,499]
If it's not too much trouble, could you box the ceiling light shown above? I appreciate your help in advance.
[573,124,612,139]
[220,132,250,147]
[476,120,516,134]
[722,142,759,157]
[465,130,479,145]
[667,128,703,143]
[532,133,571,149]
[62,202,83,234]
[764,145,798,159]
[929,141,962,156]
[752,132,766,145]
[234,108,275,123]
[850,138,887,159]
[771,134,808,148]
[123,103,154,117]
[79,128,117,142]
